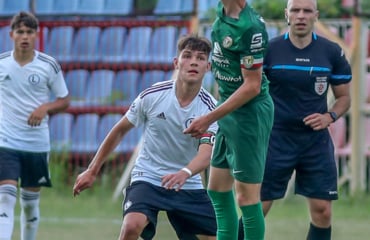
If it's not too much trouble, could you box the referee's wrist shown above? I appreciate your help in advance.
[181,167,192,177]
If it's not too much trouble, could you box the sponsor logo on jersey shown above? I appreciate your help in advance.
[296,58,310,62]
[212,42,230,68]
[214,70,242,82]
[0,212,8,218]
[250,33,263,49]
[222,36,233,48]
[28,74,40,85]
[156,112,166,120]
[314,76,328,95]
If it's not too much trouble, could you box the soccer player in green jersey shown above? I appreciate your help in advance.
[184,0,274,239]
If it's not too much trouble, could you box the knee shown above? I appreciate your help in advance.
[310,203,332,226]
[0,184,17,207]
[121,220,144,237]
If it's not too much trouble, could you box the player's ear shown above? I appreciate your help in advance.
[206,61,211,71]
[173,57,179,69]
[284,9,290,25]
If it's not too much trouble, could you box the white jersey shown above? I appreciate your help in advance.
[126,80,218,189]
[0,50,68,152]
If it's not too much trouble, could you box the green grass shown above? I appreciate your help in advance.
[11,187,370,240]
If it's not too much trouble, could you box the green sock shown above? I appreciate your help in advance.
[208,190,238,240]
[240,202,265,240]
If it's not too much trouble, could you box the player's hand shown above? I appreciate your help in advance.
[27,105,48,127]
[183,115,210,138]
[161,171,190,191]
[73,169,97,197]
[303,113,332,130]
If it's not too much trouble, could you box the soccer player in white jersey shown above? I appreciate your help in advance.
[0,12,70,240]
[73,34,218,240]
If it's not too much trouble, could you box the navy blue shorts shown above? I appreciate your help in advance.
[122,181,216,240]
[0,147,51,187]
[261,129,338,201]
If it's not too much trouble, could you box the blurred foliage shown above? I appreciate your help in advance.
[250,0,286,20]
[135,0,158,15]
[250,0,352,20]
[359,0,370,15]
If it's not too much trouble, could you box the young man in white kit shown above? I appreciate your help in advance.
[73,34,218,240]
[0,11,70,240]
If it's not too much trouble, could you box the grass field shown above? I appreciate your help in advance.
[11,187,370,240]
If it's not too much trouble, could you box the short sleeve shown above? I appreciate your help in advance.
[125,95,146,127]
[330,44,352,85]
[239,26,268,70]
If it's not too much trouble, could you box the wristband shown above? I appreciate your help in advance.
[327,111,337,122]
[181,167,192,177]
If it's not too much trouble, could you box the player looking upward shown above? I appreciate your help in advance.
[73,34,218,240]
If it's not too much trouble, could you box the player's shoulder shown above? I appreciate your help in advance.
[198,87,217,111]
[315,34,341,48]
[139,80,174,99]
[36,51,61,73]
[0,51,12,62]
[268,34,287,45]
[313,33,344,54]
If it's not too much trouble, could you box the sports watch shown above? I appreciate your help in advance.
[327,111,337,122]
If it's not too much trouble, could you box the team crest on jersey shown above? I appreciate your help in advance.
[314,76,328,95]
[28,74,40,85]
[185,118,194,128]
[222,36,233,48]
[242,56,254,69]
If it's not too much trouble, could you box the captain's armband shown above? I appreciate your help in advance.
[199,132,215,146]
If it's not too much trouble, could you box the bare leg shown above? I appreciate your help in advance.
[118,212,148,240]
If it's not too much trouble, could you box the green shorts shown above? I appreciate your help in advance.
[211,95,274,183]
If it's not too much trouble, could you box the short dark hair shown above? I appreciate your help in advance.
[177,34,212,57]
[10,11,39,30]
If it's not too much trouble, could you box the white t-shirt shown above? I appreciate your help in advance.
[0,50,68,152]
[126,80,218,189]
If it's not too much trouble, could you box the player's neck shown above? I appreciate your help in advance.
[288,32,313,49]
[222,0,246,19]
[175,80,200,108]
[13,49,35,66]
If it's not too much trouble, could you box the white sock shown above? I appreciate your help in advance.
[20,189,40,240]
[0,184,17,240]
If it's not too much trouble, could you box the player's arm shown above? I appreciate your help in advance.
[73,117,134,196]
[162,132,215,191]
[28,96,70,127]
[186,133,215,176]
[327,83,351,120]
[46,96,71,114]
[303,84,351,130]
[184,66,263,138]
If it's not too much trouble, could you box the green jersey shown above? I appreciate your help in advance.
[210,2,274,183]
[211,2,269,104]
